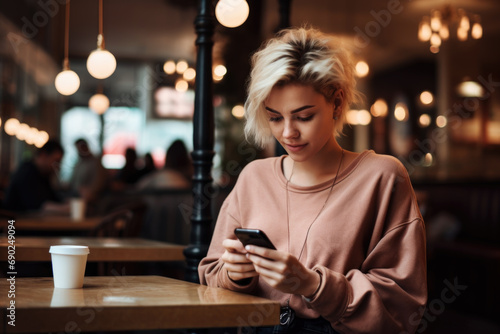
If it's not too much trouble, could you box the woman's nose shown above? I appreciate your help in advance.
[282,120,299,139]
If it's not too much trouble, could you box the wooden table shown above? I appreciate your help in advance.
[0,237,185,262]
[0,276,280,333]
[9,215,102,232]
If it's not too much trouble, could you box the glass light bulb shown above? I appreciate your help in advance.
[471,23,483,39]
[89,93,110,114]
[460,15,470,31]
[215,0,249,28]
[87,49,117,79]
[457,27,468,41]
[418,19,432,42]
[55,69,80,96]
[430,11,442,31]
[439,24,449,40]
[430,33,441,47]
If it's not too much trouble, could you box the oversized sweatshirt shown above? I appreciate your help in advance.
[199,150,427,333]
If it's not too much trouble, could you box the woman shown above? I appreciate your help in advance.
[199,27,426,334]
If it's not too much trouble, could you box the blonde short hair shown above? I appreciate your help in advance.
[244,27,361,148]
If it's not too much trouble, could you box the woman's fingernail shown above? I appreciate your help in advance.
[245,245,251,251]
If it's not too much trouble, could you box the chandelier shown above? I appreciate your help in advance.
[418,5,483,54]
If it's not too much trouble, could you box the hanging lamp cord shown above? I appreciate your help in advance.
[63,0,70,69]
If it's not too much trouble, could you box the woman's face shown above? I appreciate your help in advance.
[264,83,337,162]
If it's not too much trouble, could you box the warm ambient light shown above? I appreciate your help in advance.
[420,91,434,105]
[176,60,189,74]
[418,5,482,53]
[215,0,249,28]
[419,114,431,127]
[175,79,189,92]
[214,64,227,77]
[55,0,79,96]
[424,153,433,167]
[370,99,388,117]
[4,118,20,136]
[89,93,110,115]
[436,115,447,128]
[394,103,409,121]
[183,68,196,81]
[231,105,245,119]
[163,60,176,75]
[55,69,80,96]
[35,131,49,148]
[355,61,369,78]
[87,0,116,79]
[457,80,485,98]
[87,45,117,79]
[16,123,30,141]
[346,109,371,125]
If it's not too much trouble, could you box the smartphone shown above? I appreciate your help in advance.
[234,228,276,250]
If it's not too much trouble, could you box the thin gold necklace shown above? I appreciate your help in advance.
[281,148,344,326]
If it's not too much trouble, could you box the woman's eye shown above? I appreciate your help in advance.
[269,116,282,122]
[297,115,313,121]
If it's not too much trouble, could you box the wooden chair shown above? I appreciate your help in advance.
[89,209,133,237]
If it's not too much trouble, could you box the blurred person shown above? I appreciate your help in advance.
[136,140,192,190]
[137,152,157,180]
[68,138,107,203]
[199,27,426,333]
[3,140,68,213]
[114,147,141,188]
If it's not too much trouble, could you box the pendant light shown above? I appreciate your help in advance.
[55,0,80,96]
[215,0,249,28]
[87,0,116,79]
[89,92,110,115]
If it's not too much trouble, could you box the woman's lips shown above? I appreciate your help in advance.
[285,143,307,153]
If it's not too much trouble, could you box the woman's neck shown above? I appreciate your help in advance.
[286,139,344,187]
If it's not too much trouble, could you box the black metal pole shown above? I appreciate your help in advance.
[275,0,292,156]
[278,0,292,31]
[184,0,216,284]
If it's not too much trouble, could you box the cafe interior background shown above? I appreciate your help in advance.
[1,0,500,332]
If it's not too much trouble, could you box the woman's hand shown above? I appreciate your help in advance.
[245,245,321,297]
[221,239,258,281]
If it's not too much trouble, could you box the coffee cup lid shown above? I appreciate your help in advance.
[49,245,90,255]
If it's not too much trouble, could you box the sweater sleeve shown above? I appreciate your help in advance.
[305,219,427,333]
[198,193,259,293]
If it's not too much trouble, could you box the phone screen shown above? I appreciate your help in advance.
[234,228,276,250]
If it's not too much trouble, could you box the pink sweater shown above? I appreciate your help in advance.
[199,150,427,333]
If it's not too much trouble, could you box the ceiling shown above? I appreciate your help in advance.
[2,0,500,105]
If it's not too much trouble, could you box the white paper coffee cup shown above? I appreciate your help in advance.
[70,198,86,221]
[49,245,89,289]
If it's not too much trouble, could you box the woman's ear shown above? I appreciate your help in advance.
[333,89,344,111]
[333,89,344,119]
